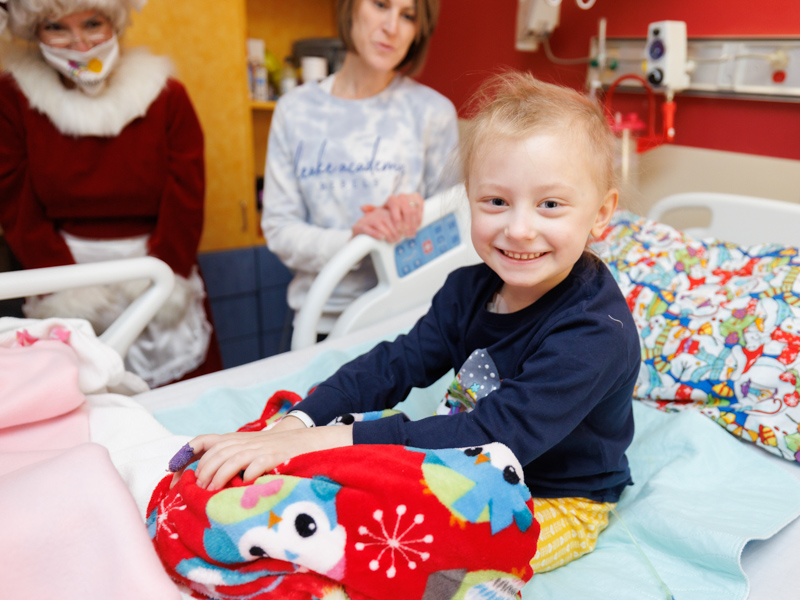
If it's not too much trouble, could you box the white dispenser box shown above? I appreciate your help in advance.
[644,21,690,92]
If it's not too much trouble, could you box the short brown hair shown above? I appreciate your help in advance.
[460,71,617,194]
[336,0,440,76]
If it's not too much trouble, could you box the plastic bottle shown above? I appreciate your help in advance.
[280,57,297,96]
[253,64,269,102]
[246,38,269,101]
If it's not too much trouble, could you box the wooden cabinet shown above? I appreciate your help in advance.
[246,0,337,182]
[128,0,258,251]
[128,0,336,252]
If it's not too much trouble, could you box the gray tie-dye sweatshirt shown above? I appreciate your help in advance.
[261,73,459,331]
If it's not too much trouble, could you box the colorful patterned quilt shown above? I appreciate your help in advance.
[148,392,538,600]
[590,211,800,462]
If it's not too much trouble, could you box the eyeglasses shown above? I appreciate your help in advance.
[37,15,113,48]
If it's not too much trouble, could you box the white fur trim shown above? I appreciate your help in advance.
[6,0,144,40]
[23,275,191,333]
[3,43,172,136]
[23,285,127,334]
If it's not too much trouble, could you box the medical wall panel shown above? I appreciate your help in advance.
[417,0,800,161]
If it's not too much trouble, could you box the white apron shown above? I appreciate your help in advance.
[24,233,211,388]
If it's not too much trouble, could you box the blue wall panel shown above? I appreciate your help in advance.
[198,248,258,299]
[199,246,293,367]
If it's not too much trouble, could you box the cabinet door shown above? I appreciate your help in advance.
[129,0,260,251]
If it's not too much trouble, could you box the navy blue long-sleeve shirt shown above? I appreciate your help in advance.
[294,254,640,502]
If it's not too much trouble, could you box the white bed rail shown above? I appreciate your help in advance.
[648,192,800,247]
[0,257,175,358]
[292,184,480,350]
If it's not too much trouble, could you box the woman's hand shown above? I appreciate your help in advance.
[353,205,402,243]
[182,423,354,492]
[354,193,424,242]
[384,193,424,239]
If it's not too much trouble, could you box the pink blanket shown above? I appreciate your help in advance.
[0,328,179,600]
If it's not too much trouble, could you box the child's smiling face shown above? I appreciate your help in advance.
[468,131,617,313]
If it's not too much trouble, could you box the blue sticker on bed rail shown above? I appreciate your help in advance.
[395,213,460,277]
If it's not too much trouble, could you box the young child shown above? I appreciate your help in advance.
[185,71,641,573]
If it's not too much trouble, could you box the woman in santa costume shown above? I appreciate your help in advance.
[0,0,222,387]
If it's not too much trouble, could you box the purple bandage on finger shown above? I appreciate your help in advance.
[168,443,195,472]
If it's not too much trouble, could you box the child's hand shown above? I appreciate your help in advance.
[168,414,307,487]
[186,424,354,492]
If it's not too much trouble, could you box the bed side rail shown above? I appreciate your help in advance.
[292,185,480,350]
[0,257,174,358]
[648,192,800,247]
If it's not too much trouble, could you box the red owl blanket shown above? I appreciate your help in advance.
[148,392,538,600]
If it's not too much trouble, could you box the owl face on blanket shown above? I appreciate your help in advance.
[417,443,533,535]
[203,474,346,579]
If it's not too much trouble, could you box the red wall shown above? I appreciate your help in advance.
[416,0,800,161]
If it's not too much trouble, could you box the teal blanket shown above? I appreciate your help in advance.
[154,343,800,600]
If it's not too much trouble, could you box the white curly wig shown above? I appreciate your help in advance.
[4,0,146,40]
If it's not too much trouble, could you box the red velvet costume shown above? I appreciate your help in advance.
[0,74,203,278]
[0,46,222,384]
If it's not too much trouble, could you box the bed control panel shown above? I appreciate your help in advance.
[395,213,461,278]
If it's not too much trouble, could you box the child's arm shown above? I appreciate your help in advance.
[180,271,467,491]
[289,278,466,426]
[347,304,640,480]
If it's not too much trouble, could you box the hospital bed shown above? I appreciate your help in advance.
[2,191,799,599]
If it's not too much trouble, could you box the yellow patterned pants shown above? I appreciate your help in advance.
[529,497,615,573]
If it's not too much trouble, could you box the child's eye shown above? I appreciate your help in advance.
[489,197,507,207]
[541,199,560,209]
